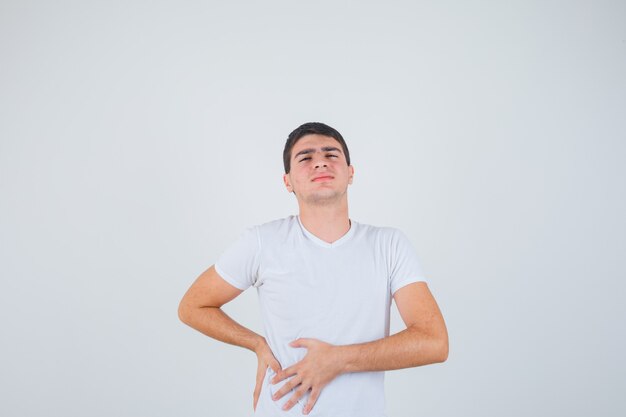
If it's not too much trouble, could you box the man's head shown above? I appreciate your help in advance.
[283,122,351,175]
[282,122,354,206]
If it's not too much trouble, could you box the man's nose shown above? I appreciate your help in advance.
[314,159,328,168]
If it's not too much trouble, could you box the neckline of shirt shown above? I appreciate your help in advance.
[296,214,356,248]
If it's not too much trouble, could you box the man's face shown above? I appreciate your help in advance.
[283,134,354,206]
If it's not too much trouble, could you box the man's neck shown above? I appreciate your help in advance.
[298,202,351,244]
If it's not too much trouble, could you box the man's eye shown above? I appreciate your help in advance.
[299,157,311,162]
[327,155,338,158]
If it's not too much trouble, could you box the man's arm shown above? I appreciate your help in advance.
[178,264,264,352]
[340,281,448,372]
[179,265,283,412]
[270,281,448,414]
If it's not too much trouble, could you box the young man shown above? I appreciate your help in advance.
[178,122,448,416]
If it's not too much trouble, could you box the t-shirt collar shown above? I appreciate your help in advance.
[296,214,355,248]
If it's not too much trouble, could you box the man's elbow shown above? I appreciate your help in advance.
[178,298,192,325]
[435,333,449,363]
[410,325,449,364]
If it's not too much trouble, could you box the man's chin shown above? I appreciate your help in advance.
[302,190,346,205]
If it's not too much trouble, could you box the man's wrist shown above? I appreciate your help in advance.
[336,344,355,374]
[252,335,266,353]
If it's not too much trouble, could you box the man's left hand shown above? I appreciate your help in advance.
[270,338,345,414]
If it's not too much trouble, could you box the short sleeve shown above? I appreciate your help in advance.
[214,226,262,291]
[389,229,428,296]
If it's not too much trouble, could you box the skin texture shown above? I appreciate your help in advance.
[178,133,449,414]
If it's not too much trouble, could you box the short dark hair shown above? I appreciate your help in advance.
[283,122,351,174]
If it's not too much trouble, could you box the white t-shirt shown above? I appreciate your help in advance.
[215,215,428,417]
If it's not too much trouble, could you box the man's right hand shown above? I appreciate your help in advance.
[253,338,282,412]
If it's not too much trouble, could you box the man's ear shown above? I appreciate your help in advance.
[348,165,354,184]
[283,173,293,192]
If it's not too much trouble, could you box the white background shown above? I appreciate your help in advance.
[1,1,625,416]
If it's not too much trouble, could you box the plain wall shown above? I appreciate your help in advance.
[1,1,624,416]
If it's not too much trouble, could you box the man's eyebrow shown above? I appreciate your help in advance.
[293,147,343,159]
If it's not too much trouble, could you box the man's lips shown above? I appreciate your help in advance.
[312,175,334,182]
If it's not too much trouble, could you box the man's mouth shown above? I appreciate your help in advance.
[312,176,334,182]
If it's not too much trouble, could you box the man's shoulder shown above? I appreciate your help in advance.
[252,215,299,236]
[257,214,297,227]
[354,219,402,238]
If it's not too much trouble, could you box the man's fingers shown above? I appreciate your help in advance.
[253,380,261,411]
[281,384,309,411]
[272,375,301,401]
[253,363,267,410]
[272,364,295,384]
[302,387,320,415]
[271,358,282,374]
[289,337,314,348]
[255,364,267,392]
